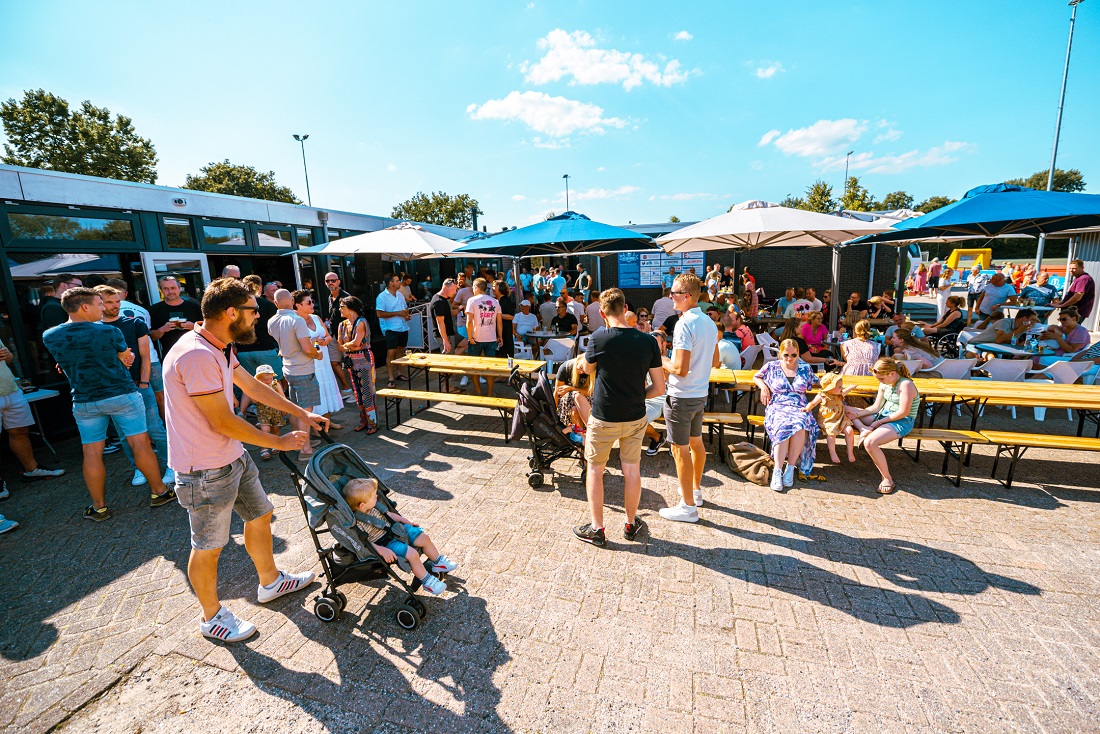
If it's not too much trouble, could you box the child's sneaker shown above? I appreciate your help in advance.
[419,573,446,595]
[430,555,458,574]
[257,569,316,603]
[200,606,257,642]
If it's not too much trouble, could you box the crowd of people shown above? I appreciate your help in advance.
[3,255,1096,637]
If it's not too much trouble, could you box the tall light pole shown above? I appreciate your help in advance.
[1035,0,1085,274]
[292,134,312,207]
[562,174,571,211]
[840,150,853,210]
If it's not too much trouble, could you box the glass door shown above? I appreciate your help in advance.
[140,252,211,304]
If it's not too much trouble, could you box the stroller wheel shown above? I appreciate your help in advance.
[314,597,339,623]
[405,595,428,619]
[335,592,348,612]
[395,603,421,630]
[527,472,544,488]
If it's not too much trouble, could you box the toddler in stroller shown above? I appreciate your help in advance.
[342,477,457,595]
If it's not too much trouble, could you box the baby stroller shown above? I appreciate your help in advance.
[508,368,586,488]
[279,435,439,630]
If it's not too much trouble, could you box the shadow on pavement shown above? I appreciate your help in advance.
[227,587,512,733]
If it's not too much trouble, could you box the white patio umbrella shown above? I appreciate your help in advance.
[656,200,892,253]
[296,222,483,261]
[656,200,895,328]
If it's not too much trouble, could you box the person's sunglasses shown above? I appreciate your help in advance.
[781,353,798,358]
[670,291,689,297]
[237,306,260,313]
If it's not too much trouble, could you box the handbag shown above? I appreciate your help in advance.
[726,442,774,486]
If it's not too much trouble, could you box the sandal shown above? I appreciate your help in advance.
[798,471,827,482]
[260,449,273,460]
[395,375,410,382]
[387,381,396,388]
[877,481,896,495]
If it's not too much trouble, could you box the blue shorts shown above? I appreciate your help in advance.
[384,524,424,558]
[457,326,468,340]
[876,412,915,439]
[73,392,148,444]
[467,341,497,358]
[148,361,164,393]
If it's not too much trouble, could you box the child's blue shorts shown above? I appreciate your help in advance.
[384,524,424,557]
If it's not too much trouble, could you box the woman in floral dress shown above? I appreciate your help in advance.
[753,339,820,492]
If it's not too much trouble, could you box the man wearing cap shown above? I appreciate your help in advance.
[514,299,539,339]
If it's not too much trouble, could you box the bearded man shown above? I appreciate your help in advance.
[162,277,328,643]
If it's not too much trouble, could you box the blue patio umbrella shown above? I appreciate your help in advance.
[845,184,1100,246]
[452,211,659,257]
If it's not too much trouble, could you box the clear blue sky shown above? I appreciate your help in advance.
[2,0,1097,231]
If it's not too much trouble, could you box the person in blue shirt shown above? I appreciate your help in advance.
[42,288,174,521]
[549,269,567,299]
[662,267,677,291]
[375,274,411,387]
[520,267,533,294]
[775,287,796,315]
[1019,271,1058,307]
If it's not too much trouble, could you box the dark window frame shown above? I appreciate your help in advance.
[0,203,143,251]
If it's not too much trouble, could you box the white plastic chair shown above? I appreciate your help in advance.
[930,358,976,380]
[762,345,780,364]
[739,344,763,370]
[541,338,576,375]
[1026,360,1094,421]
[513,343,534,360]
[899,359,923,376]
[756,332,778,349]
[972,358,1031,419]
[576,335,592,353]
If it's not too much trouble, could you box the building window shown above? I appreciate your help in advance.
[164,218,194,250]
[297,227,313,249]
[8,213,135,242]
[203,225,246,247]
[257,228,292,248]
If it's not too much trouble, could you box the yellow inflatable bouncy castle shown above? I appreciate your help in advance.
[946,248,991,271]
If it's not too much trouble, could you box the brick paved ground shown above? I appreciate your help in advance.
[1,395,1099,733]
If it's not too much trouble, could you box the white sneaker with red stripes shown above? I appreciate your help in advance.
[200,606,257,643]
[257,569,316,604]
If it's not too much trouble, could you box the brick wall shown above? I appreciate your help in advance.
[597,246,899,311]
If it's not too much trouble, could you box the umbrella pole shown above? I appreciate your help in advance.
[829,247,841,331]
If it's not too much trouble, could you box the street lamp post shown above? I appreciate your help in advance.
[292,134,312,207]
[1034,0,1085,274]
[840,150,853,210]
[562,174,571,211]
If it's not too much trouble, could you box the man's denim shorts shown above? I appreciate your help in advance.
[148,361,164,393]
[383,524,424,558]
[466,341,497,358]
[174,453,274,550]
[286,372,320,410]
[72,392,147,445]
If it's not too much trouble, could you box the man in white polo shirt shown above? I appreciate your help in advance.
[659,273,720,524]
[376,274,411,387]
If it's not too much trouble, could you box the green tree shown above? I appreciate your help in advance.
[881,190,914,211]
[1,89,158,183]
[668,215,680,223]
[915,195,956,214]
[804,180,836,213]
[544,210,557,220]
[1005,168,1086,192]
[183,160,301,203]
[840,176,876,212]
[391,191,480,229]
[776,194,807,210]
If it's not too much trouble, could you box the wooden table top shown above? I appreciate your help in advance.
[393,353,546,373]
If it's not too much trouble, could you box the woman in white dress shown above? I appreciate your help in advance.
[293,291,345,427]
[935,267,954,320]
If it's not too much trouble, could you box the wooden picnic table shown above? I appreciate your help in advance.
[709,368,1100,435]
[393,353,546,392]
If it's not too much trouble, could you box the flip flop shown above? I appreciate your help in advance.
[877,481,896,495]
[395,375,410,382]
[798,471,828,482]
[387,381,396,388]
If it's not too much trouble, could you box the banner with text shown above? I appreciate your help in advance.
[617,252,706,288]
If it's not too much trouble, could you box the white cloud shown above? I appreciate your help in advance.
[761,119,868,157]
[574,185,640,201]
[597,166,606,172]
[874,121,903,144]
[754,61,785,79]
[674,30,693,41]
[386,163,397,173]
[530,136,571,149]
[757,129,780,147]
[816,141,975,174]
[512,194,526,201]
[468,91,626,137]
[521,29,689,91]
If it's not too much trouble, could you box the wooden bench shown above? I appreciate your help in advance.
[651,412,746,455]
[900,428,988,486]
[375,388,518,441]
[979,430,1100,488]
[745,414,767,450]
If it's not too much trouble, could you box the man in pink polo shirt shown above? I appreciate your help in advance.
[164,278,328,643]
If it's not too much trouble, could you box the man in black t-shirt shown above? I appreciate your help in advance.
[429,279,465,354]
[550,299,579,336]
[573,288,665,548]
[149,276,203,359]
